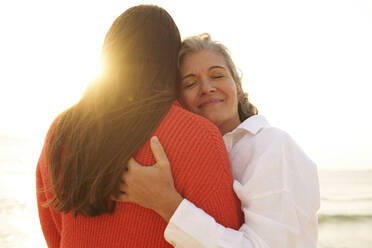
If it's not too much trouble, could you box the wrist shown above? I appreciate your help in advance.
[158,191,183,222]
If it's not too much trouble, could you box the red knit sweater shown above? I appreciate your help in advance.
[36,102,244,248]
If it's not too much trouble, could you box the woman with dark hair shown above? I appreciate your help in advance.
[115,34,320,247]
[36,7,243,247]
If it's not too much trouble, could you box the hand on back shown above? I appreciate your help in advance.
[112,136,183,222]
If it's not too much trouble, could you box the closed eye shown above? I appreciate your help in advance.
[213,75,224,79]
[211,74,225,80]
[183,82,196,89]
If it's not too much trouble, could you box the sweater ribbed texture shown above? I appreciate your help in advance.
[36,102,244,248]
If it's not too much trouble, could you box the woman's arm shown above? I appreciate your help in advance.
[36,161,61,248]
[36,123,61,248]
[115,131,320,247]
[113,136,183,222]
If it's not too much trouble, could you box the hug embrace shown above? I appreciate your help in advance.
[36,4,320,248]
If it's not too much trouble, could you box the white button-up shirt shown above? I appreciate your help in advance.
[164,115,320,247]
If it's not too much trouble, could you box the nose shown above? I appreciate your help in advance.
[199,77,216,96]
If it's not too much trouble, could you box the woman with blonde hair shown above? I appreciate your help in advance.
[116,33,320,248]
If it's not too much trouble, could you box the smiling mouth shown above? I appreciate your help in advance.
[198,99,224,109]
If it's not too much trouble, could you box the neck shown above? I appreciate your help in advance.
[219,119,241,136]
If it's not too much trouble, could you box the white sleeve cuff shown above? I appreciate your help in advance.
[164,199,225,247]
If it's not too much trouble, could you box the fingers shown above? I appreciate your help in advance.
[123,158,139,180]
[127,157,140,171]
[111,181,129,202]
[118,180,128,193]
[150,136,170,167]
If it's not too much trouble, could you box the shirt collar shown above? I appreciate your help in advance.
[234,115,270,135]
[223,115,269,151]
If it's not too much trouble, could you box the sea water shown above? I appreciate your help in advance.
[0,136,46,247]
[0,136,371,247]
[318,170,372,248]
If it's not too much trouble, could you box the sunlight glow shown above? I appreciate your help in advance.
[0,0,371,169]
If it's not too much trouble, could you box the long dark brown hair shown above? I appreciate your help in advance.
[44,5,181,217]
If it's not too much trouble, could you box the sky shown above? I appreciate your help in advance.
[0,0,371,170]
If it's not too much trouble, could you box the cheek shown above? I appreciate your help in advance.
[180,91,197,110]
[223,83,239,105]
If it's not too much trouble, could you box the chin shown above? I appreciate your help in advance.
[204,115,225,127]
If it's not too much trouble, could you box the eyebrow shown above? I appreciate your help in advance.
[181,74,196,81]
[209,65,226,71]
[181,66,226,80]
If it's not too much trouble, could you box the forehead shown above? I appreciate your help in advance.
[180,50,227,74]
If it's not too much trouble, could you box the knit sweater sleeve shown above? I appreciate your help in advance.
[36,163,61,248]
[166,113,243,230]
[139,105,243,230]
[36,123,61,248]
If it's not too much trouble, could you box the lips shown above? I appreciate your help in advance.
[198,99,223,109]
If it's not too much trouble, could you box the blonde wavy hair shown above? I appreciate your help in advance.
[178,33,258,121]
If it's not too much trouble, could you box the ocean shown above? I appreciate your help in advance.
[0,136,371,247]
[318,170,372,247]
